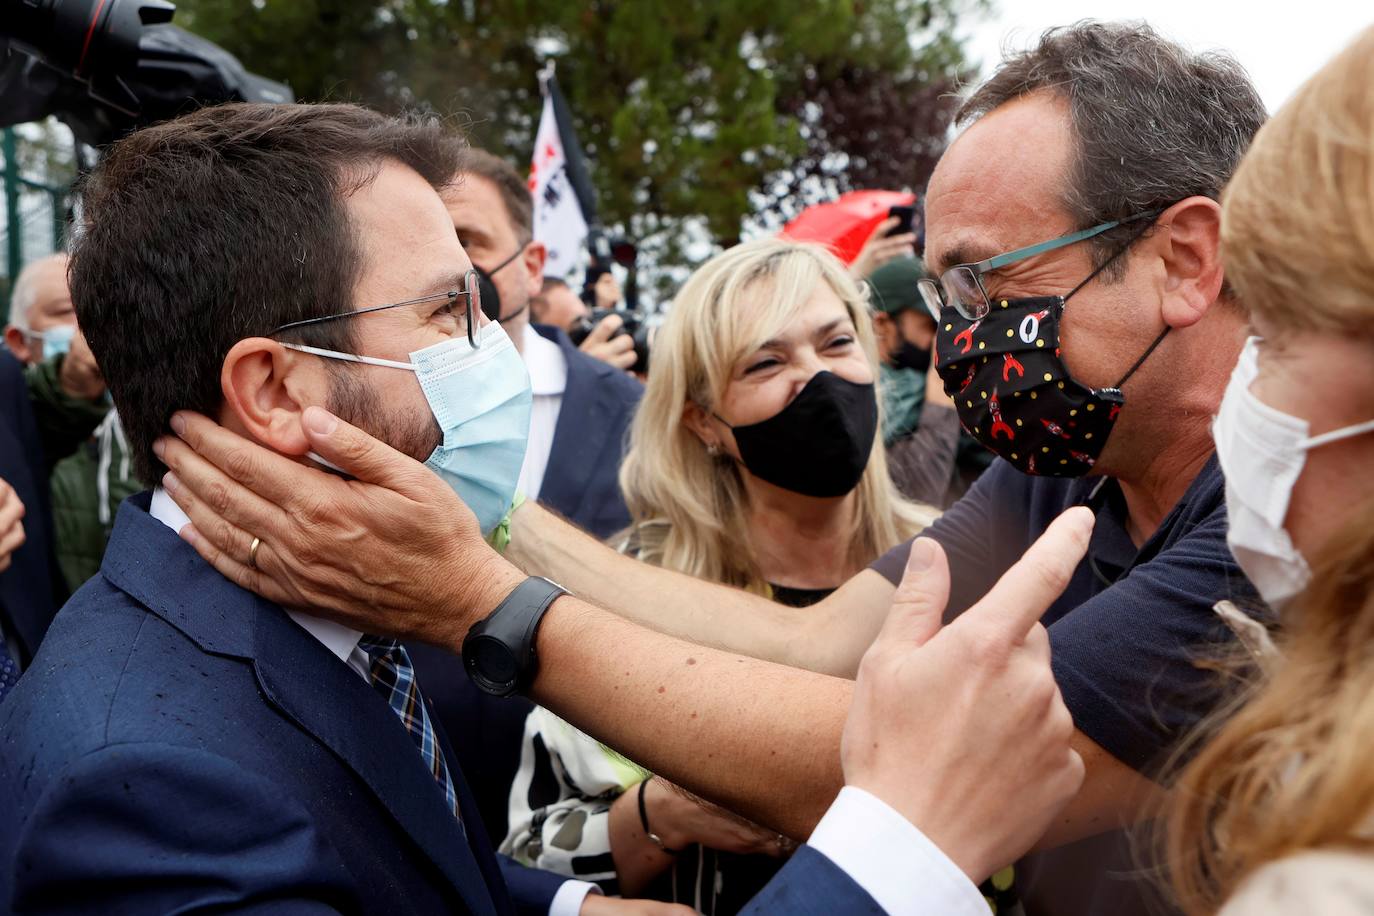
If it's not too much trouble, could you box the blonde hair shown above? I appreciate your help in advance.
[618,237,936,592]
[1165,27,1374,914]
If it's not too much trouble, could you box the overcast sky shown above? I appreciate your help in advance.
[963,1,1373,111]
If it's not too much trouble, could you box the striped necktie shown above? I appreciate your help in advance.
[358,636,463,828]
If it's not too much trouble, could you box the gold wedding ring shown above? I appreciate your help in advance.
[248,536,262,570]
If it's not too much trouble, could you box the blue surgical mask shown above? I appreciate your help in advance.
[29,323,76,361]
[282,321,532,535]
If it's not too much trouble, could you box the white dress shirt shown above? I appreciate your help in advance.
[517,323,568,501]
[148,488,596,916]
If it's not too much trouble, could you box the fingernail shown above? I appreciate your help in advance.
[179,524,199,546]
[907,538,937,572]
[304,406,338,436]
[170,413,186,436]
[153,438,166,460]
[162,471,180,495]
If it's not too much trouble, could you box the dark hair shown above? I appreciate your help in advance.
[462,148,533,241]
[959,20,1266,279]
[70,102,465,485]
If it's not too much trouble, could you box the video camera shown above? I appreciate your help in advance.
[0,0,290,148]
[569,308,653,376]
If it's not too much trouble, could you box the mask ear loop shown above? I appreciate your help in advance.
[1061,213,1171,391]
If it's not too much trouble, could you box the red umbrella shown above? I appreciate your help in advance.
[780,190,917,265]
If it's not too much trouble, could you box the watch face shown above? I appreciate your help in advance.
[466,636,518,695]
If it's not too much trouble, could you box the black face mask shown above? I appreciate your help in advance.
[934,296,1166,477]
[890,338,932,374]
[476,246,527,323]
[715,371,878,498]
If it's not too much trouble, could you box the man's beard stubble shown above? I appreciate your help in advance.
[325,363,442,463]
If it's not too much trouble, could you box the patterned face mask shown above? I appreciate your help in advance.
[933,294,1167,477]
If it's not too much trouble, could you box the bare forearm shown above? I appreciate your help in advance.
[529,595,848,840]
[509,502,855,673]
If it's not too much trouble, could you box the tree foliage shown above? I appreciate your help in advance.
[176,0,986,294]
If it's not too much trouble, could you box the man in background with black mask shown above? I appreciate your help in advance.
[868,256,986,509]
[444,149,641,541]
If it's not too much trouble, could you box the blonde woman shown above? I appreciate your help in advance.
[503,239,936,912]
[1164,27,1374,915]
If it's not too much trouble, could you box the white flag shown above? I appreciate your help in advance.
[528,94,588,280]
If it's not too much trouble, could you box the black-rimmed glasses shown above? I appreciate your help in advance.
[271,268,483,349]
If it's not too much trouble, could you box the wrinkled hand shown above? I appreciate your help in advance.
[579,313,636,371]
[647,778,785,858]
[849,216,917,281]
[0,477,26,573]
[841,507,1093,884]
[580,895,694,916]
[58,330,106,401]
[155,408,524,648]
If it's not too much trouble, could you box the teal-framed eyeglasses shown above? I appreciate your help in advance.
[271,268,483,349]
[918,210,1162,322]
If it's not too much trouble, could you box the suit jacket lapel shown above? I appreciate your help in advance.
[102,498,501,916]
[251,608,501,916]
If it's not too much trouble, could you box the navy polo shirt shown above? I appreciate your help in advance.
[870,453,1259,915]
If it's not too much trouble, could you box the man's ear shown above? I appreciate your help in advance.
[220,338,327,457]
[3,326,33,365]
[522,240,548,300]
[1152,196,1224,330]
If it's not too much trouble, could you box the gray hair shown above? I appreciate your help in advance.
[959,20,1267,280]
[7,252,69,329]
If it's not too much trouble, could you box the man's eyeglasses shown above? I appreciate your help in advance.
[917,211,1161,322]
[271,268,483,349]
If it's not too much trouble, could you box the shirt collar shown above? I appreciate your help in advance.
[148,487,364,666]
[522,323,568,396]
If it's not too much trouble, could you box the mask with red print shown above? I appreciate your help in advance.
[933,294,1167,477]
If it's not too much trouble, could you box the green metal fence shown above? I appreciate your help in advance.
[1,125,73,324]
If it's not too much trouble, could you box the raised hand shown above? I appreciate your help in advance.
[578,313,637,371]
[156,407,523,647]
[841,507,1093,883]
[849,216,918,281]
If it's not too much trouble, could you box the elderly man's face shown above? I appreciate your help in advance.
[924,92,1165,401]
[4,255,77,364]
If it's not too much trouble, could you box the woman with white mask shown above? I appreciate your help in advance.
[1164,26,1374,915]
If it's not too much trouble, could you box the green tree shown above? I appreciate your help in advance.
[176,0,986,298]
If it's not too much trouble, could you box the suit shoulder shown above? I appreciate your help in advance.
[565,346,643,402]
[1,580,250,782]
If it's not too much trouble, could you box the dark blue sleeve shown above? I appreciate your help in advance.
[740,846,884,914]
[869,459,1016,619]
[498,855,571,916]
[9,743,354,915]
[1048,502,1248,773]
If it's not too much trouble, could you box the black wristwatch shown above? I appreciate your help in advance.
[462,576,567,697]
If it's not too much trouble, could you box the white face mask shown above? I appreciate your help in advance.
[1213,337,1374,609]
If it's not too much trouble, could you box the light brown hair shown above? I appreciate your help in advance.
[1164,26,1374,914]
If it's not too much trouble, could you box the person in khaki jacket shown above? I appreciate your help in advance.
[1163,26,1374,915]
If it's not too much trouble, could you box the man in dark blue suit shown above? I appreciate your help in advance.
[0,103,698,916]
[0,350,60,682]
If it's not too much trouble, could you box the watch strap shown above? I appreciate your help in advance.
[462,576,566,697]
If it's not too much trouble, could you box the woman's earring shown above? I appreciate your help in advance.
[706,442,721,457]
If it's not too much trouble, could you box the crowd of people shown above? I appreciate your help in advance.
[0,16,1371,916]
